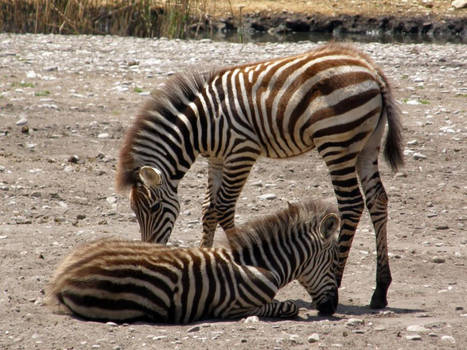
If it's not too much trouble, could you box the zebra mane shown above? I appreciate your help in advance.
[225,199,337,250]
[116,69,215,191]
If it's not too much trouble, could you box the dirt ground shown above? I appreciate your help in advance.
[0,32,466,350]
[213,0,466,18]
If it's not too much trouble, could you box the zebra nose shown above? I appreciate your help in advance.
[317,288,338,316]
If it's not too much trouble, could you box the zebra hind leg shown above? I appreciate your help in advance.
[357,155,392,309]
[328,166,365,288]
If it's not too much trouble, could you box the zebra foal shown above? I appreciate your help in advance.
[117,43,404,309]
[47,199,339,323]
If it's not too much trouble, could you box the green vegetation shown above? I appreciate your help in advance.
[133,87,144,93]
[19,82,35,88]
[11,81,35,88]
[34,90,50,96]
[0,0,209,39]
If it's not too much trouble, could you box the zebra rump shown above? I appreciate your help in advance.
[47,198,339,324]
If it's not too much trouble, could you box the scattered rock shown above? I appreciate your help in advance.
[413,152,427,160]
[106,196,117,205]
[244,316,260,323]
[432,256,446,263]
[345,318,364,327]
[406,334,422,341]
[407,325,430,333]
[258,193,277,200]
[307,333,320,343]
[16,118,28,126]
[187,326,200,333]
[452,0,467,9]
[68,155,80,163]
[441,335,456,343]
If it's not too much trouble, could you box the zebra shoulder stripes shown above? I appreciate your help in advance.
[47,199,340,323]
[116,43,404,309]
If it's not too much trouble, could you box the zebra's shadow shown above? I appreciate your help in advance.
[293,299,424,320]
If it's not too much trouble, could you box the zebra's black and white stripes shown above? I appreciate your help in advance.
[47,199,340,323]
[116,43,404,309]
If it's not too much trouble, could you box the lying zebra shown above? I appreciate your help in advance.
[47,199,339,323]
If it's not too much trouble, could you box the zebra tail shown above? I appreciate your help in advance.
[380,74,404,173]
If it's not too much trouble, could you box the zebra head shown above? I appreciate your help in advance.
[298,212,340,316]
[129,166,180,243]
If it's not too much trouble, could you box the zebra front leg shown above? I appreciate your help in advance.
[200,161,223,247]
[245,301,299,319]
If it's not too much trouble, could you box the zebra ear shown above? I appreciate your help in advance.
[287,201,299,215]
[319,213,340,239]
[139,166,163,188]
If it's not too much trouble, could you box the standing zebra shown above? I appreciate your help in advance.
[116,43,404,309]
[47,199,339,323]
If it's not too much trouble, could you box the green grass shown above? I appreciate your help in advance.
[34,90,50,96]
[133,87,144,93]
[20,82,35,88]
[11,81,35,88]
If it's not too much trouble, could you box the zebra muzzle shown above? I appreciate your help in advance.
[316,288,338,316]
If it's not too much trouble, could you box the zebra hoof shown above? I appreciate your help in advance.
[370,288,388,309]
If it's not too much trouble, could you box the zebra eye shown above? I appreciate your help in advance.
[150,201,162,213]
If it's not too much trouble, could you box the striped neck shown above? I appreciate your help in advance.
[124,71,216,188]
[226,205,321,288]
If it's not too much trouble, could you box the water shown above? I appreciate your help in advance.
[190,28,467,45]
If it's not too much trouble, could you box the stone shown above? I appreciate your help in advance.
[407,325,430,333]
[68,155,80,163]
[345,318,364,327]
[441,335,456,343]
[187,326,200,332]
[406,334,422,341]
[307,333,320,343]
[244,315,260,323]
[432,256,446,263]
[258,193,277,200]
[16,118,28,126]
[413,152,427,160]
[452,0,467,9]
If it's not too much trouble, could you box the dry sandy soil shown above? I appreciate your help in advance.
[212,0,465,18]
[0,32,466,350]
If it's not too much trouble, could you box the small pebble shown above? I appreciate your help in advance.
[407,325,429,333]
[244,315,260,323]
[307,333,319,343]
[68,155,80,163]
[406,334,422,341]
[187,326,200,333]
[258,193,277,200]
[441,335,455,344]
[432,256,446,263]
[413,152,427,160]
[345,318,364,327]
[16,118,28,126]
